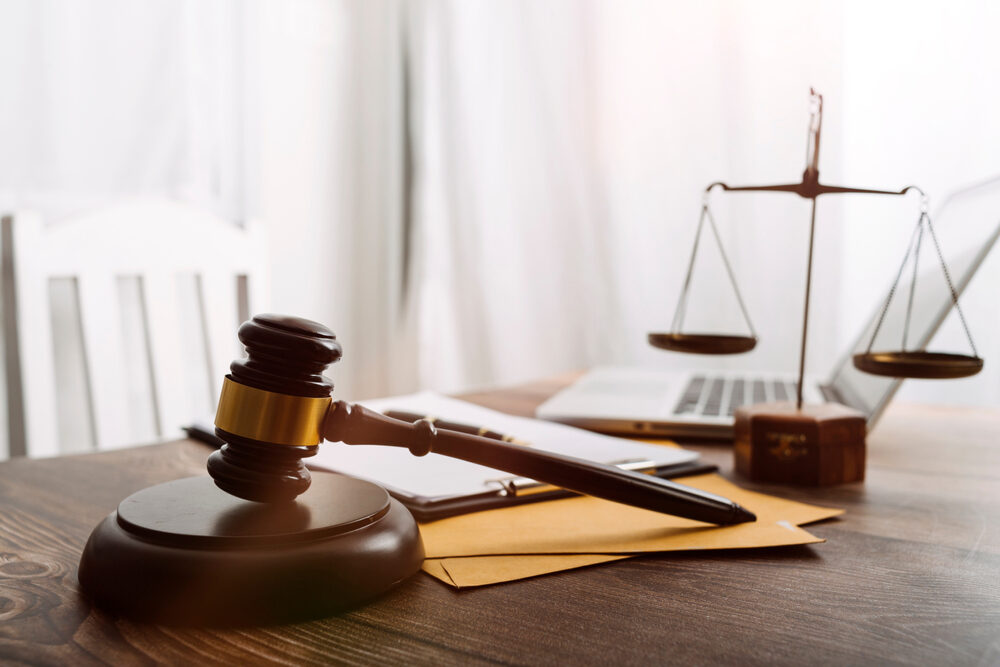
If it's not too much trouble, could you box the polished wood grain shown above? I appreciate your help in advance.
[2,375,999,665]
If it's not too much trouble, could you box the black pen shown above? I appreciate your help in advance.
[378,408,756,525]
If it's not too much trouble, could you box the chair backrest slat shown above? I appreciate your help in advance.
[10,211,60,458]
[77,271,131,449]
[201,269,245,384]
[3,197,266,458]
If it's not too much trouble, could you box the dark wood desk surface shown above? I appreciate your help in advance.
[1,375,999,665]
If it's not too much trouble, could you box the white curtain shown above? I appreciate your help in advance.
[405,1,622,392]
[4,0,996,408]
[397,0,850,394]
[385,0,999,408]
[0,0,248,222]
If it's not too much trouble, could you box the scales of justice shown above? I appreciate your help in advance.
[649,88,983,485]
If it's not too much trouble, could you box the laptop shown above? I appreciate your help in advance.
[538,194,1000,439]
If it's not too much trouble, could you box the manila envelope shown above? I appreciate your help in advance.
[420,473,842,588]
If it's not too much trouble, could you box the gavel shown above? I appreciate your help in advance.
[208,314,754,525]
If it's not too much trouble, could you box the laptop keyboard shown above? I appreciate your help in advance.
[673,375,799,417]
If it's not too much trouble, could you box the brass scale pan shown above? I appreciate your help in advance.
[849,199,984,380]
[650,194,759,358]
[852,351,983,379]
[648,333,757,356]
[648,336,983,378]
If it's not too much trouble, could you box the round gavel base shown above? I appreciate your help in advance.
[78,473,424,626]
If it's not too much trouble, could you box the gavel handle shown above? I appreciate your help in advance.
[322,401,753,525]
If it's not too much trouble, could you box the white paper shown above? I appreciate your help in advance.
[308,392,698,499]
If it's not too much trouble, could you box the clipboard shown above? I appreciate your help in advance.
[384,459,718,522]
[187,392,711,521]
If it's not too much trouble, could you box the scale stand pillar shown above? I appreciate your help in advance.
[735,184,865,485]
[724,90,872,485]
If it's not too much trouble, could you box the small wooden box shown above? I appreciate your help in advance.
[734,402,866,485]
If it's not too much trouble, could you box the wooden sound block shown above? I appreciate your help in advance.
[734,402,866,485]
[78,473,424,626]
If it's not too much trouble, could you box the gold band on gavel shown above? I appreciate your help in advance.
[214,377,332,447]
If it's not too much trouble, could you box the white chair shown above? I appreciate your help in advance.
[1,197,268,458]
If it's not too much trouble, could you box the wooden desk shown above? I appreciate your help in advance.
[1,376,999,665]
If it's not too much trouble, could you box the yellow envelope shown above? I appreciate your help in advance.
[420,474,841,557]
[420,474,842,587]
[424,554,629,588]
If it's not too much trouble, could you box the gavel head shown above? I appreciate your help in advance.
[207,314,342,503]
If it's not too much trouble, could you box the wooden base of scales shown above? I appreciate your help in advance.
[734,402,865,485]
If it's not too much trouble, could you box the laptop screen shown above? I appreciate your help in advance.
[829,188,1000,424]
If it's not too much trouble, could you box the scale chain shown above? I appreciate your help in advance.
[866,215,925,354]
[670,202,756,339]
[669,205,708,333]
[865,209,979,360]
[704,206,757,338]
[902,217,925,350]
[925,214,979,358]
